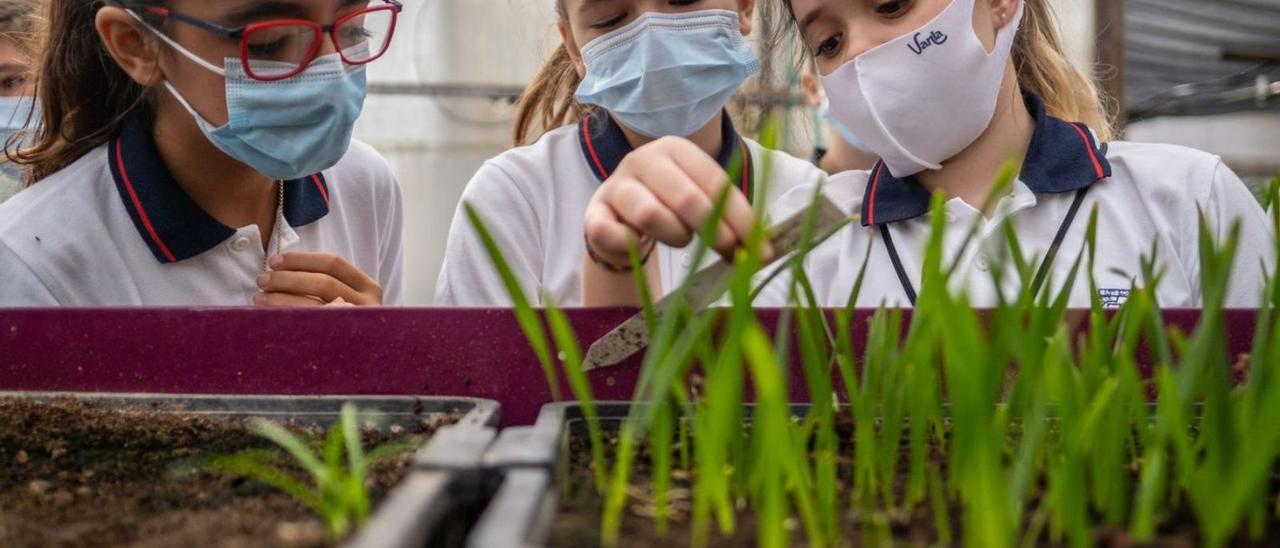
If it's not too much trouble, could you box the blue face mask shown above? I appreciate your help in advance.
[0,96,37,180]
[136,14,367,181]
[574,9,759,138]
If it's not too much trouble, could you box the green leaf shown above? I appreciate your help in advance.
[464,204,561,401]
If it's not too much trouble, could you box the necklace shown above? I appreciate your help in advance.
[264,180,284,273]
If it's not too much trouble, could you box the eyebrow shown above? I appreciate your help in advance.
[221,0,370,27]
[798,6,827,35]
[221,1,308,26]
[576,0,620,15]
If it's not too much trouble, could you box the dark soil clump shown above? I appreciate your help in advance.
[0,398,455,548]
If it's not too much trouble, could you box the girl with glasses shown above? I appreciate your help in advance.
[0,0,406,307]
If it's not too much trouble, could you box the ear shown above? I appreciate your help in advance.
[800,73,822,107]
[738,0,756,36]
[96,6,163,86]
[558,21,586,79]
[987,0,1021,31]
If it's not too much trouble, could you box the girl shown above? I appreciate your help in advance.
[0,0,405,307]
[435,0,828,307]
[585,0,1274,309]
[0,0,38,203]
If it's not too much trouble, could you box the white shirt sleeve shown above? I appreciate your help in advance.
[434,162,543,307]
[1201,159,1275,308]
[378,171,405,306]
[0,241,59,306]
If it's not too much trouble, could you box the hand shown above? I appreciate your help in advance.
[583,136,762,268]
[253,252,383,307]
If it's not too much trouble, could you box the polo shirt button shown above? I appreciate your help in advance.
[682,254,692,268]
[231,237,251,252]
[977,254,990,272]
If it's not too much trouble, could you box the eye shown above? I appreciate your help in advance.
[669,0,701,6]
[814,33,842,58]
[1,75,24,90]
[591,12,627,29]
[247,37,289,57]
[338,25,375,43]
[874,0,911,17]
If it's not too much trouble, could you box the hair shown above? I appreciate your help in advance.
[764,0,1114,142]
[0,0,38,46]
[0,0,40,176]
[13,0,166,184]
[1013,0,1113,141]
[512,1,594,146]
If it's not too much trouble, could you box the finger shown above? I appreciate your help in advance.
[633,158,739,257]
[607,179,693,248]
[584,199,642,262]
[665,139,758,246]
[258,270,366,305]
[253,292,326,307]
[268,252,379,294]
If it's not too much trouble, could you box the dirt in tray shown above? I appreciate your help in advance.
[546,420,1277,548]
[0,398,458,548]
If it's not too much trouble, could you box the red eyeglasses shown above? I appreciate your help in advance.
[126,1,403,82]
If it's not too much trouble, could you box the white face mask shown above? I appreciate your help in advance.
[820,0,1025,177]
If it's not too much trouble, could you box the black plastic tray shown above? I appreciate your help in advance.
[467,402,629,548]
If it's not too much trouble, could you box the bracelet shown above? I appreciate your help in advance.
[585,234,656,274]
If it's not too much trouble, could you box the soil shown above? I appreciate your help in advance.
[546,419,1276,548]
[0,398,458,548]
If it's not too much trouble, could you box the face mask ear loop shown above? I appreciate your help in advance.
[125,9,228,76]
[161,80,219,129]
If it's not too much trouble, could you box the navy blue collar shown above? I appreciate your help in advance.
[861,93,1112,227]
[577,109,754,200]
[108,112,331,263]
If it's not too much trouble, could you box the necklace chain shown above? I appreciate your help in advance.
[264,180,284,273]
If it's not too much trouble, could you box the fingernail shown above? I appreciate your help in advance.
[252,292,266,305]
[268,255,283,268]
[256,273,270,288]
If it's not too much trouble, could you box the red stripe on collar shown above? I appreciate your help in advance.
[1068,123,1106,180]
[311,174,329,205]
[115,138,176,263]
[866,161,885,226]
[582,114,611,179]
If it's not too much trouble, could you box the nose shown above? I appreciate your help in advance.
[317,30,340,57]
[839,21,889,64]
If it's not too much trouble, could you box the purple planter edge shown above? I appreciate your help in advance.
[0,308,1259,426]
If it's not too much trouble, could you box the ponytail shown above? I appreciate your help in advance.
[15,0,164,183]
[1013,0,1114,142]
[512,1,593,146]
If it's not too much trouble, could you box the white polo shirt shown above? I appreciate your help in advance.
[0,112,404,306]
[764,94,1274,309]
[435,110,827,307]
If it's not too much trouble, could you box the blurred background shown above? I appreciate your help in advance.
[355,0,1280,305]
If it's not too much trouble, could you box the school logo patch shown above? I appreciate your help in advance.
[1098,288,1131,308]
